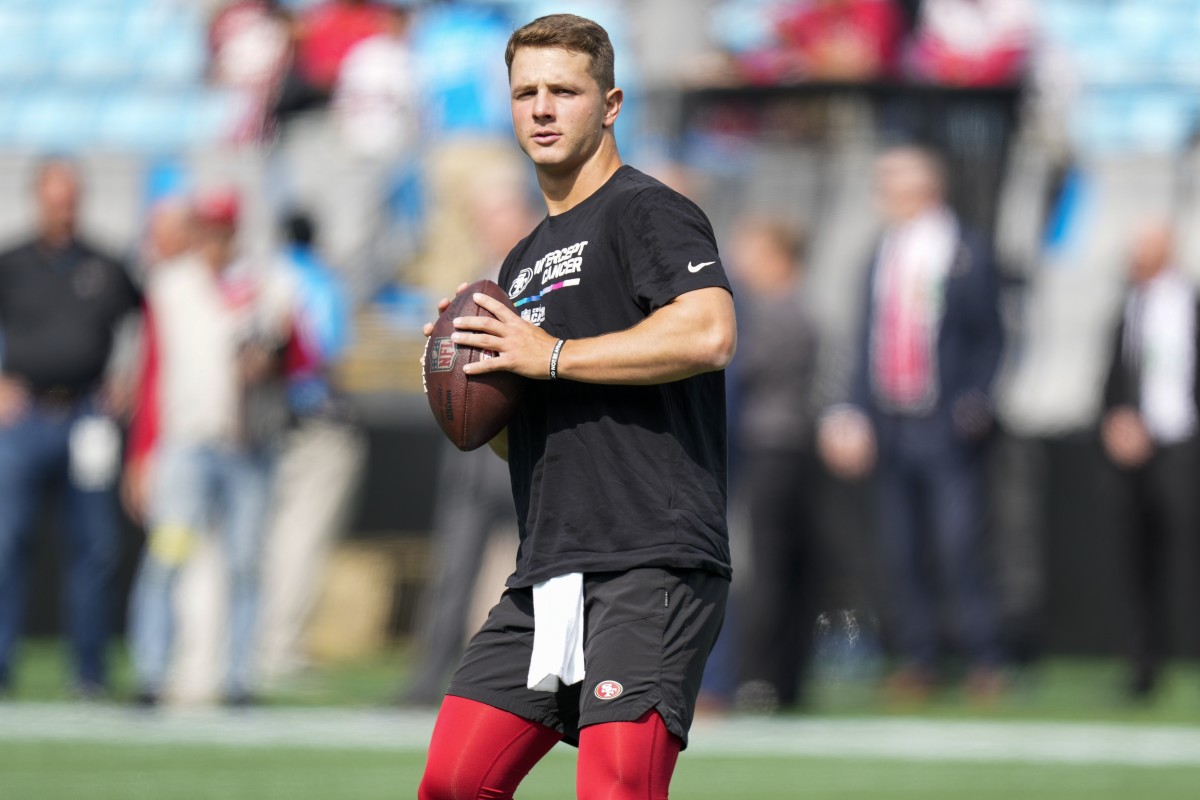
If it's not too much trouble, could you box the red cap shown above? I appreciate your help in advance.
[193,188,240,227]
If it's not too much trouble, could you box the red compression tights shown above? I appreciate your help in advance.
[576,710,682,800]
[418,696,561,800]
[418,697,682,800]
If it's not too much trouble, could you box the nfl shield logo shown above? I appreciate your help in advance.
[430,338,457,372]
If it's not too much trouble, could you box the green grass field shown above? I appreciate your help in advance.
[4,741,1200,800]
[3,641,1200,799]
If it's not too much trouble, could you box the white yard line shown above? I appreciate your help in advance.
[2,704,1199,767]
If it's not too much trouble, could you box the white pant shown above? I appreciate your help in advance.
[168,420,366,702]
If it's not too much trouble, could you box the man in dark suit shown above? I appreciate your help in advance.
[819,145,1004,701]
[1101,218,1200,699]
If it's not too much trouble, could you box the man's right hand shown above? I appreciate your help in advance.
[0,376,29,427]
[1102,406,1153,469]
[818,407,876,480]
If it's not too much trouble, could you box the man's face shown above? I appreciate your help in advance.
[37,164,80,242]
[146,202,194,263]
[194,220,237,269]
[1130,222,1173,284]
[508,46,616,177]
[874,152,939,224]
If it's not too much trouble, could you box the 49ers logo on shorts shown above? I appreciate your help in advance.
[429,338,457,372]
[594,680,623,701]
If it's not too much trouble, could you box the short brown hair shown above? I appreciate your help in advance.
[505,14,615,94]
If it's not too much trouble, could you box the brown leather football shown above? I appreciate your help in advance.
[423,279,527,451]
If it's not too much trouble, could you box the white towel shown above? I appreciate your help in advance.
[526,572,586,692]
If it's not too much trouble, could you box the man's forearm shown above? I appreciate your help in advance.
[459,286,736,386]
[555,297,736,384]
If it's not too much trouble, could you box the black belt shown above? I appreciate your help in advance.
[29,385,91,407]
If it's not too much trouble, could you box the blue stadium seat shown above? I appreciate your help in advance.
[54,37,141,86]
[181,89,248,148]
[136,22,207,87]
[42,6,128,51]
[95,88,245,153]
[1072,38,1149,87]
[1125,91,1198,152]
[1165,36,1200,85]
[0,90,25,147]
[10,92,101,152]
[0,10,49,85]
[95,92,188,153]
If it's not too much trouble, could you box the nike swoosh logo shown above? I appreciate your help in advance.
[687,261,715,273]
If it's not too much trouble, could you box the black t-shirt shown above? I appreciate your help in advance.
[498,165,733,587]
[0,237,140,391]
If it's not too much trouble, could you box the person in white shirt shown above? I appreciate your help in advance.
[126,189,295,707]
[332,4,418,160]
[1101,218,1200,700]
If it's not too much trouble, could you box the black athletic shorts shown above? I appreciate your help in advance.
[446,566,729,749]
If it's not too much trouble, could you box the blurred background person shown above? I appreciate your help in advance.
[323,1,420,296]
[126,188,294,707]
[818,145,1005,702]
[206,0,293,142]
[121,196,197,522]
[257,210,366,688]
[273,0,391,123]
[0,158,140,700]
[903,0,1035,87]
[398,170,537,706]
[776,0,905,82]
[332,2,417,161]
[1100,218,1200,701]
[726,215,823,712]
[717,0,905,86]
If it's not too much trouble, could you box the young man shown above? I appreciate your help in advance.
[418,14,736,800]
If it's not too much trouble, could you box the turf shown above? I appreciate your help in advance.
[2,741,1199,800]
[5,641,1200,798]
[9,639,1200,725]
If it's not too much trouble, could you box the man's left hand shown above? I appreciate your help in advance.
[452,292,559,380]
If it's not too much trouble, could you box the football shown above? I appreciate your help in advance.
[423,279,527,451]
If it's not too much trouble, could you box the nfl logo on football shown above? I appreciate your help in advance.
[430,337,457,373]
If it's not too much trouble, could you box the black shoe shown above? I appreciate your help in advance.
[132,690,160,709]
[1127,666,1158,701]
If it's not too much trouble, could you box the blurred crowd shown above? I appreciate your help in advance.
[1,0,1198,717]
[0,157,364,705]
[705,0,1032,87]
